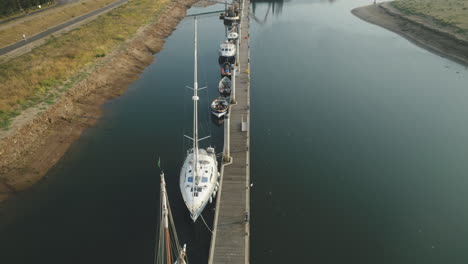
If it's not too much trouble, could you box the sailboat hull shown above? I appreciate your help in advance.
[179,149,219,222]
[211,110,227,118]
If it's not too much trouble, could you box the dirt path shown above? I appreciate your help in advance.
[0,0,196,203]
[352,3,468,66]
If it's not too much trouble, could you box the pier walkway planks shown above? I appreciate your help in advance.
[208,0,251,263]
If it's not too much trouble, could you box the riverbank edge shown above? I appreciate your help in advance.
[0,0,197,202]
[351,2,468,66]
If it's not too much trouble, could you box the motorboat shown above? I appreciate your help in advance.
[221,62,233,77]
[228,32,238,41]
[222,7,240,22]
[219,40,236,58]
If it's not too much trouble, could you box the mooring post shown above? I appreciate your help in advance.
[231,66,237,104]
[223,112,230,162]
[210,0,250,262]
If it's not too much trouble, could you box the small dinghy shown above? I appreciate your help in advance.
[211,97,229,118]
[228,32,238,41]
[218,76,232,96]
[221,62,233,77]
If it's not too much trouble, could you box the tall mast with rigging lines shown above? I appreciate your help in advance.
[156,168,188,264]
[180,14,219,222]
[191,16,199,214]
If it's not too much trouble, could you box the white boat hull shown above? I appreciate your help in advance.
[219,41,236,57]
[224,16,239,21]
[218,76,232,95]
[228,32,238,41]
[211,110,227,118]
[179,149,219,222]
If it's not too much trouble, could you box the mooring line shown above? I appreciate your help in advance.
[200,213,213,234]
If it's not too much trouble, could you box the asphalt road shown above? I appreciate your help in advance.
[0,0,128,56]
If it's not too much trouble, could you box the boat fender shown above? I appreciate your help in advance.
[213,191,217,198]
[210,196,213,204]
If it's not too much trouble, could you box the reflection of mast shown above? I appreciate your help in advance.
[252,0,285,16]
[250,4,271,25]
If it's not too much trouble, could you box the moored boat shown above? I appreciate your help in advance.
[222,6,240,23]
[218,40,236,63]
[220,62,233,77]
[228,32,238,41]
[211,97,229,118]
[179,17,219,222]
[218,76,231,96]
[228,22,239,33]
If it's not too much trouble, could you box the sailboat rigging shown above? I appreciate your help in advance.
[155,168,188,264]
[179,16,220,222]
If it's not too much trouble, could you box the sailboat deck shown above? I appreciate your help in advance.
[209,0,251,263]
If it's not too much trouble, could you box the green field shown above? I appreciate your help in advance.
[392,0,468,32]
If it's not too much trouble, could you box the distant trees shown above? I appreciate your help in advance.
[0,0,55,17]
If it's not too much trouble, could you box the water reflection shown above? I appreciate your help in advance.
[251,0,340,20]
[252,0,286,17]
[211,114,225,126]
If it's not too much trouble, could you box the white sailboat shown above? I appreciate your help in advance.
[179,17,220,222]
[156,169,188,264]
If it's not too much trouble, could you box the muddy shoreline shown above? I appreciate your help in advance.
[352,2,468,66]
[0,0,196,202]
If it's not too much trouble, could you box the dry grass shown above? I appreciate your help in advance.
[0,0,170,128]
[0,0,119,48]
[393,0,468,31]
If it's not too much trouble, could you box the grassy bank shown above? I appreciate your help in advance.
[0,0,118,48]
[0,0,170,129]
[392,0,468,32]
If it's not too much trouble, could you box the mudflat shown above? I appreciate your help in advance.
[352,3,468,66]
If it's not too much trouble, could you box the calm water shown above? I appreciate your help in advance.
[250,0,468,263]
[2,0,468,263]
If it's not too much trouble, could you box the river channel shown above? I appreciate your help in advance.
[1,0,468,264]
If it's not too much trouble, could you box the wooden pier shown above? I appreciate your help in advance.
[208,0,251,263]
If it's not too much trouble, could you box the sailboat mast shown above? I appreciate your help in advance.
[161,173,172,264]
[192,16,199,181]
